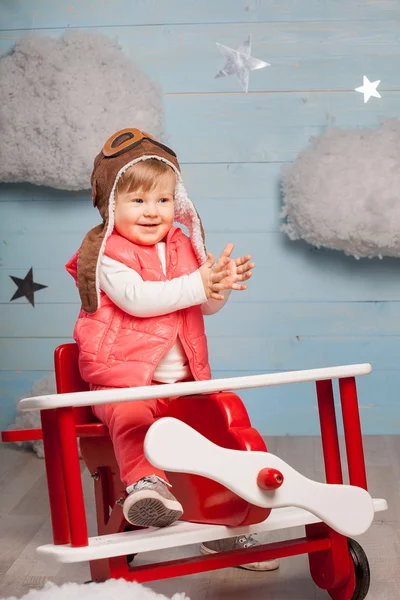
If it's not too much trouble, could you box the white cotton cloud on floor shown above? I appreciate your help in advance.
[0,31,164,190]
[3,580,190,600]
[9,373,56,458]
[280,119,400,258]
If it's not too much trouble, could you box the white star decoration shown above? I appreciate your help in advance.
[215,35,270,93]
[355,76,381,103]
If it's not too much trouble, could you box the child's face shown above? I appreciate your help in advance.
[114,171,176,245]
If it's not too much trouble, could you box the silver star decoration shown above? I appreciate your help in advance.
[215,35,270,93]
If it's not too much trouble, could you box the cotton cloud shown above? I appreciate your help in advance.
[2,579,189,600]
[281,119,400,258]
[0,31,164,190]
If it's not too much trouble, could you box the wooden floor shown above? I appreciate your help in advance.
[0,436,399,599]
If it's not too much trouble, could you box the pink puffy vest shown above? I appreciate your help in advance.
[65,227,211,388]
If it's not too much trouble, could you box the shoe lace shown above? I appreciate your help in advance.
[237,534,258,549]
[133,475,159,491]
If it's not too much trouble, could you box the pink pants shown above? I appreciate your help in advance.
[91,383,172,487]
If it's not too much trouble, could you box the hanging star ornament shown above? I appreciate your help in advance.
[10,267,47,306]
[215,34,270,93]
[355,75,381,103]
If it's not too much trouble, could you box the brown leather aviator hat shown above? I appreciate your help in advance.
[77,128,207,314]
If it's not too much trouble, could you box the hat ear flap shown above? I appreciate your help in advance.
[77,224,106,314]
[91,153,103,207]
[91,176,97,207]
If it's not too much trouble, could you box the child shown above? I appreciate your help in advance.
[66,128,279,571]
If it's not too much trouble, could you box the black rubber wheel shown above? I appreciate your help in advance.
[348,538,370,600]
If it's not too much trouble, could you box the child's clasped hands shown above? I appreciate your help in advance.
[199,242,255,301]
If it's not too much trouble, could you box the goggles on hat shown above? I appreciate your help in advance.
[102,128,176,159]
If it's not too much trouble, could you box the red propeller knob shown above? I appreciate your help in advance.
[257,468,284,490]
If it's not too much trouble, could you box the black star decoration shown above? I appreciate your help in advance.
[10,267,47,307]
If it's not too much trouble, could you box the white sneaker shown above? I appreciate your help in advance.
[123,476,183,528]
[200,534,280,571]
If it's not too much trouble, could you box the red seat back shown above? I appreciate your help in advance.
[54,343,93,425]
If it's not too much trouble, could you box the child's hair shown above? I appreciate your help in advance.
[116,158,176,196]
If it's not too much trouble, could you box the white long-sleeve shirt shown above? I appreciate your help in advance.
[98,242,230,383]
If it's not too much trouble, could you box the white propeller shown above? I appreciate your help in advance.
[144,417,374,537]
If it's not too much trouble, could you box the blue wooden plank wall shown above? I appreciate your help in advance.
[1,0,400,435]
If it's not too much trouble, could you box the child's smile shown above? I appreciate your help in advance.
[114,170,176,245]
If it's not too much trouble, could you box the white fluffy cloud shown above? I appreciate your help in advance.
[281,119,400,258]
[2,579,189,600]
[0,31,164,190]
[9,373,56,458]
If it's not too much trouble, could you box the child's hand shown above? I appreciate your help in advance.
[199,244,255,300]
[199,253,235,300]
[214,243,255,291]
